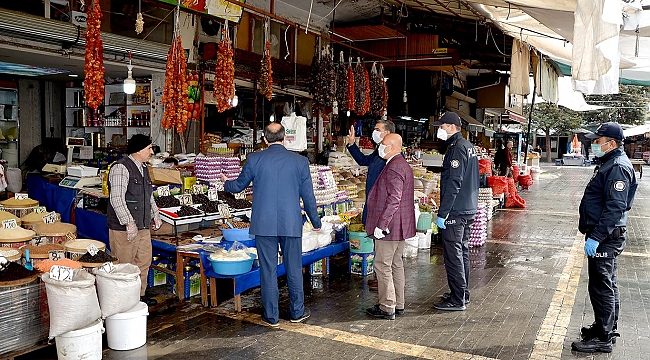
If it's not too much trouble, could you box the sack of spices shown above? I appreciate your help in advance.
[93,263,141,318]
[42,269,101,339]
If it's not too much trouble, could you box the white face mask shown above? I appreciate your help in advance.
[372,130,383,143]
[378,144,388,159]
[437,128,449,141]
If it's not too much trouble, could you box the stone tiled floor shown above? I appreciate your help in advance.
[20,165,650,359]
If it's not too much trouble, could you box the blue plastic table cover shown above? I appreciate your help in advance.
[27,174,77,223]
[200,241,349,296]
[75,208,110,249]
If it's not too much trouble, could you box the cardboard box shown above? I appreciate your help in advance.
[148,167,182,185]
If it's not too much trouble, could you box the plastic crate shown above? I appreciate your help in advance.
[349,252,374,276]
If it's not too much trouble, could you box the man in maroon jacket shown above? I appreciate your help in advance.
[365,133,416,320]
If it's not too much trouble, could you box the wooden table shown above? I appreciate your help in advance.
[631,159,644,179]
[175,250,209,306]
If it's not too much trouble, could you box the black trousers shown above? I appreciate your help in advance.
[587,227,626,340]
[441,213,475,306]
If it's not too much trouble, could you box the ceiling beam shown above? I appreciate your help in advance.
[428,0,462,18]
[459,0,485,21]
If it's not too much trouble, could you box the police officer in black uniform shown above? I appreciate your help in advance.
[572,122,637,353]
[432,112,479,311]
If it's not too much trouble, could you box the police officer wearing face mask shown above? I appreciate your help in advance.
[572,122,637,353]
[432,112,479,311]
[347,120,396,225]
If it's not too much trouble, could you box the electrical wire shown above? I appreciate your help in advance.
[487,27,509,57]
[317,0,345,23]
[305,0,314,34]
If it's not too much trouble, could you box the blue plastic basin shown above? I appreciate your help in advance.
[208,253,256,275]
[221,228,254,242]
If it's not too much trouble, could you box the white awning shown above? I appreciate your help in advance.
[623,124,650,137]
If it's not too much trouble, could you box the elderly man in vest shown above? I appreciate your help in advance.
[107,134,162,306]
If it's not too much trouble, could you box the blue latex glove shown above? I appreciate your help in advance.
[436,216,446,230]
[584,238,599,256]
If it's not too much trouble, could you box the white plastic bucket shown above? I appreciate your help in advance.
[530,167,540,181]
[403,236,418,258]
[55,319,103,360]
[418,229,432,249]
[105,302,149,350]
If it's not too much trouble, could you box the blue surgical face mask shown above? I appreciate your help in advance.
[591,143,606,157]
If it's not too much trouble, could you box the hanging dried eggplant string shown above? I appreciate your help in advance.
[317,46,335,107]
[214,21,235,112]
[347,56,355,113]
[135,0,144,34]
[379,64,388,117]
[258,19,273,101]
[336,51,348,112]
[354,57,367,116]
[309,43,320,103]
[369,62,383,116]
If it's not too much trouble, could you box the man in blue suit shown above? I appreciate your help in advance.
[222,123,321,327]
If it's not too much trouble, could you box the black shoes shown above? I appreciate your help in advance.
[571,337,613,353]
[581,322,619,344]
[395,308,405,316]
[290,307,311,323]
[441,292,471,304]
[366,304,395,320]
[140,296,157,307]
[261,315,279,327]
[433,300,466,311]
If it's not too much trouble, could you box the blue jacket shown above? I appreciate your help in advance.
[438,132,479,218]
[346,143,386,224]
[579,147,637,242]
[224,144,321,237]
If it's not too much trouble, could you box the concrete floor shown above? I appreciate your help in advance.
[21,165,650,359]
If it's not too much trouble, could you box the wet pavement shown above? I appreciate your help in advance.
[19,165,650,359]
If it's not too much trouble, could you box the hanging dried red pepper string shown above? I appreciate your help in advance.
[84,0,105,110]
[214,24,235,112]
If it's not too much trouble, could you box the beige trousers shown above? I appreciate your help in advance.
[374,240,405,313]
[109,229,152,296]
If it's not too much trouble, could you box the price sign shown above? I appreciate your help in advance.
[207,189,218,202]
[87,244,99,257]
[50,265,73,281]
[240,154,247,161]
[48,250,65,261]
[193,184,204,194]
[324,207,334,216]
[31,236,47,246]
[157,186,171,197]
[235,192,246,200]
[43,212,58,224]
[2,219,17,229]
[14,193,28,200]
[34,206,48,214]
[218,204,231,218]
[213,181,225,191]
[98,262,115,273]
[178,194,193,206]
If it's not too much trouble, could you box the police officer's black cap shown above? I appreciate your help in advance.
[432,112,461,127]
[585,122,624,141]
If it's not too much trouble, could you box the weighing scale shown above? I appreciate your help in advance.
[59,165,101,189]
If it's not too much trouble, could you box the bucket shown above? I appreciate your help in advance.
[55,318,103,360]
[403,237,418,258]
[530,167,540,181]
[348,231,374,253]
[4,153,19,172]
[416,212,433,231]
[105,302,149,350]
[418,230,432,249]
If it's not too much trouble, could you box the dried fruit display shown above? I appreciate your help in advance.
[369,62,386,116]
[84,0,105,110]
[259,41,273,101]
[362,65,371,115]
[347,62,355,112]
[162,35,188,134]
[214,29,235,112]
[354,59,368,116]
[335,52,349,111]
[380,64,389,115]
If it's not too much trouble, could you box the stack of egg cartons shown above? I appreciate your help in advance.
[478,188,494,221]
[468,202,488,247]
